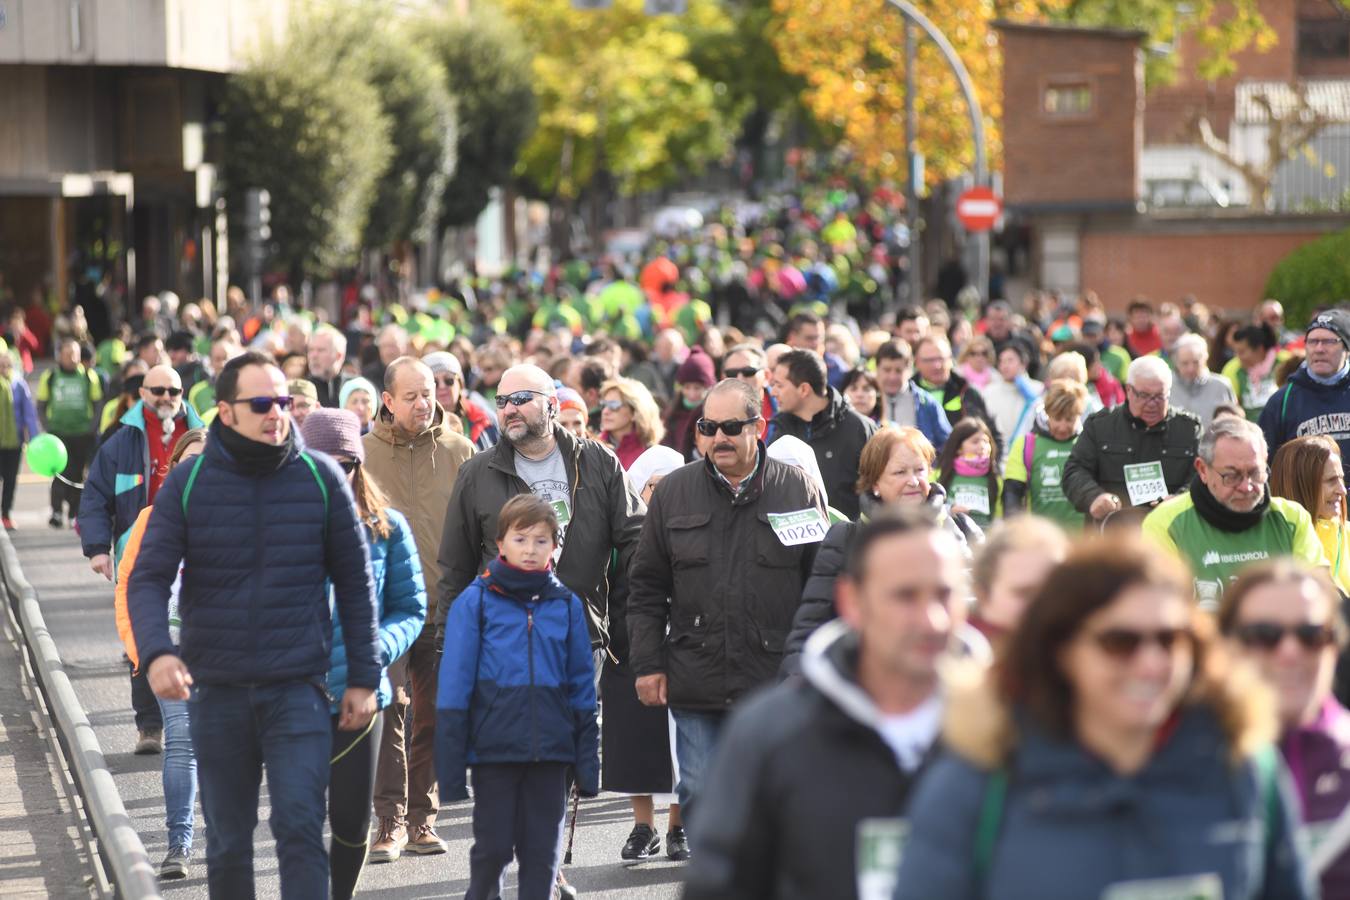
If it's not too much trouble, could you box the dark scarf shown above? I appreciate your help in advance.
[212,418,295,476]
[1189,475,1270,533]
[484,557,571,602]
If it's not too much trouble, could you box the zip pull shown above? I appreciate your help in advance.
[694,614,702,627]
[527,608,534,632]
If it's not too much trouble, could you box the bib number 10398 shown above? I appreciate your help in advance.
[1123,461,1167,507]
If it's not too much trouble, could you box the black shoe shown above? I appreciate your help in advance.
[666,826,691,861]
[159,846,190,880]
[48,512,62,529]
[620,823,660,863]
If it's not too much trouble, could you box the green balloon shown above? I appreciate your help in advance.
[27,433,68,478]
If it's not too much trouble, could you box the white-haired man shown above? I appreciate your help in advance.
[1063,356,1202,526]
[1169,333,1235,426]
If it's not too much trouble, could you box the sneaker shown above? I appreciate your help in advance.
[48,512,62,529]
[620,823,661,863]
[2,517,15,531]
[666,826,691,861]
[159,846,190,881]
[555,870,578,899]
[367,817,408,863]
[134,729,163,755]
[404,823,447,855]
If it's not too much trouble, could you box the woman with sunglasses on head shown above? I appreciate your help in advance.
[895,536,1313,900]
[1220,560,1350,897]
[300,409,427,900]
[1272,435,1350,595]
[598,377,665,470]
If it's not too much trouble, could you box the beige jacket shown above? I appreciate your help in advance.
[363,403,474,618]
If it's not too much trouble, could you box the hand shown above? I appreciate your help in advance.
[1089,493,1122,520]
[148,655,192,701]
[635,673,667,707]
[90,554,113,581]
[951,504,971,516]
[339,686,377,732]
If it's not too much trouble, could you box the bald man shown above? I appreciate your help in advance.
[81,362,204,754]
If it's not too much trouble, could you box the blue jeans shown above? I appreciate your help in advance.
[188,681,332,899]
[670,709,725,830]
[157,697,197,852]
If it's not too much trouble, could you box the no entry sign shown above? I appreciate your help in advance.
[956,187,1002,232]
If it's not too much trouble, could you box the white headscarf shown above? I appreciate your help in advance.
[627,445,686,497]
[766,435,828,498]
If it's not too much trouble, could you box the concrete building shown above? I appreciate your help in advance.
[0,0,288,333]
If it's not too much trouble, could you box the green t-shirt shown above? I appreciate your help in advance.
[189,379,216,417]
[38,366,103,434]
[1006,432,1083,530]
[1142,494,1328,609]
[941,471,1001,531]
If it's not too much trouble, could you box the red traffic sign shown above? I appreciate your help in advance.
[956,187,1002,232]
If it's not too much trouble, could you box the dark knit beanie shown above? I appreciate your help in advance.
[675,347,716,387]
[300,408,365,464]
[1307,309,1350,351]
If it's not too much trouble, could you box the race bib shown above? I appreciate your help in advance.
[1124,461,1168,507]
[855,817,908,900]
[1100,873,1222,900]
[549,499,572,530]
[1039,464,1062,488]
[767,508,829,546]
[952,483,991,515]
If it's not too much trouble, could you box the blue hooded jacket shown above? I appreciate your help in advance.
[434,558,600,802]
[80,400,205,563]
[325,507,426,713]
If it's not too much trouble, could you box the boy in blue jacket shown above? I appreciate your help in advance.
[435,494,600,900]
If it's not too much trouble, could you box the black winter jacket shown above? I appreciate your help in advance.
[436,424,645,648]
[627,450,825,711]
[1062,404,1200,522]
[767,386,877,520]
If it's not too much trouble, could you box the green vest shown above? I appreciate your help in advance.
[1156,497,1301,607]
[944,472,1000,530]
[1023,433,1083,530]
[1234,366,1279,421]
[189,380,217,417]
[1101,345,1131,384]
[40,367,98,434]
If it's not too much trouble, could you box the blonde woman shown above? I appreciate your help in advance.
[599,377,665,470]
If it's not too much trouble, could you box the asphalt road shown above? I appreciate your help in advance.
[10,476,686,899]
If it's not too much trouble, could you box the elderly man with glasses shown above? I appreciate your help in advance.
[1063,355,1203,528]
[1143,416,1327,609]
[1261,309,1350,464]
[628,378,828,832]
[81,363,205,755]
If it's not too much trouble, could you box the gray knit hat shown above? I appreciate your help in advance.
[300,408,365,464]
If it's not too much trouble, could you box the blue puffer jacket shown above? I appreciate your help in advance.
[326,508,426,713]
[127,422,380,690]
[894,690,1313,900]
[434,558,600,802]
[1259,363,1350,463]
[79,401,205,563]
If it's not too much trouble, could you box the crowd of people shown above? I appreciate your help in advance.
[6,189,1350,898]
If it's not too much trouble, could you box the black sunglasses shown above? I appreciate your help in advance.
[232,395,295,415]
[1234,621,1337,652]
[435,376,459,389]
[338,459,359,474]
[695,416,761,437]
[1090,627,1191,660]
[724,366,762,378]
[147,386,184,397]
[495,390,547,410]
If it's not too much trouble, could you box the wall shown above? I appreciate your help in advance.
[1079,215,1342,312]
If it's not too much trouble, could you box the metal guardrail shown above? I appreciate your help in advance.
[0,528,163,900]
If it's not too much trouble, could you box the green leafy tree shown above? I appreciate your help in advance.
[419,5,538,229]
[1266,229,1350,328]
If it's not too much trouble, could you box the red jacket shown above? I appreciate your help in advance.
[1092,369,1126,408]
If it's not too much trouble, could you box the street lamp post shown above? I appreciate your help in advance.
[885,0,990,303]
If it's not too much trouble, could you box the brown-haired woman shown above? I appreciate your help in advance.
[895,536,1313,899]
[1272,434,1350,594]
[1220,560,1350,896]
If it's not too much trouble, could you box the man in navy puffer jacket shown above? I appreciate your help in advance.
[128,351,380,900]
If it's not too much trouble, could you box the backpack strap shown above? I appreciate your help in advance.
[1280,382,1294,433]
[298,451,330,522]
[1254,744,1280,851]
[973,768,1009,884]
[180,455,206,516]
[1023,432,1036,473]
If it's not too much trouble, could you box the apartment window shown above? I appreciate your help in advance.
[1299,19,1350,60]
[1042,80,1094,118]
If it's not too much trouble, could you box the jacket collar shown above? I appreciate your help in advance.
[120,399,204,434]
[702,442,765,504]
[370,402,449,448]
[482,557,572,602]
[489,423,582,485]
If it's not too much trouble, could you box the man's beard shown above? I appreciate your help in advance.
[152,402,177,423]
[503,411,550,445]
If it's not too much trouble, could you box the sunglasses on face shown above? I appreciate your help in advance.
[147,386,183,397]
[435,377,458,389]
[232,395,295,414]
[600,399,628,412]
[724,366,762,379]
[1234,621,1337,652]
[1089,627,1191,660]
[495,390,547,410]
[695,416,761,437]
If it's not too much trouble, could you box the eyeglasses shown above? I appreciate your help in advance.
[724,366,762,379]
[1233,621,1337,652]
[1127,386,1167,405]
[1214,467,1268,488]
[231,395,295,414]
[1306,338,1343,349]
[695,416,761,437]
[495,390,547,410]
[1089,627,1192,660]
[600,399,628,412]
[146,386,183,398]
[338,459,359,474]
